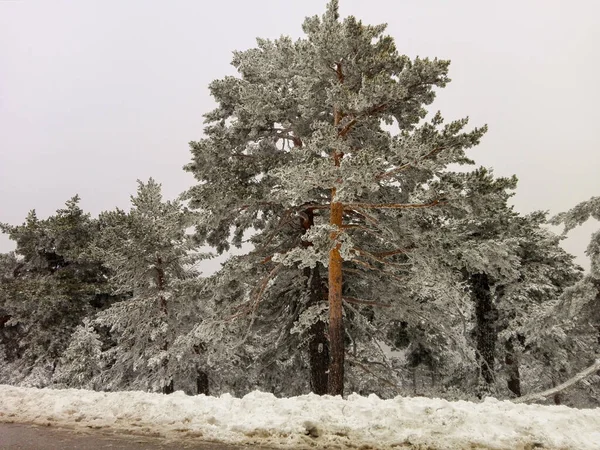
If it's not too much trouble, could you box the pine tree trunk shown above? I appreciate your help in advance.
[196,370,209,395]
[305,265,329,394]
[471,272,497,387]
[327,100,345,396]
[163,379,174,394]
[505,337,521,397]
[156,256,173,395]
[552,377,562,405]
[300,209,330,394]
[328,201,344,396]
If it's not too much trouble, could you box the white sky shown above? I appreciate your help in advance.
[1,0,598,270]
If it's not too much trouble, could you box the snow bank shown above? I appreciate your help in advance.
[1,385,599,449]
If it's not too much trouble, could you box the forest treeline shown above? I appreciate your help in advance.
[1,1,599,406]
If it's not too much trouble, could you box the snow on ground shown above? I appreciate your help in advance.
[1,385,599,450]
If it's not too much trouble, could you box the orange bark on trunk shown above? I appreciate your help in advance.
[327,101,345,396]
[327,199,344,395]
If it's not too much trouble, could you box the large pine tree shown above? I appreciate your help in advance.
[184,1,487,395]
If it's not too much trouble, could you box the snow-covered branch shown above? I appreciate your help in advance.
[514,360,600,404]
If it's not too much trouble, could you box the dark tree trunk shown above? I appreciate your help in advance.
[163,379,174,394]
[156,256,173,395]
[594,281,600,348]
[551,368,568,405]
[552,378,562,405]
[471,272,498,387]
[505,337,521,397]
[196,371,209,395]
[156,257,167,315]
[305,266,329,395]
[300,209,329,395]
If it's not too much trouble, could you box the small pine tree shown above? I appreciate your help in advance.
[53,319,104,389]
[88,179,206,393]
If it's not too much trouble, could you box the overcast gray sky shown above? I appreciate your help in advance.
[1,0,598,270]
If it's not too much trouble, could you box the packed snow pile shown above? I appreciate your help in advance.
[1,385,599,449]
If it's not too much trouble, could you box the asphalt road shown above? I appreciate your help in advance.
[0,423,270,450]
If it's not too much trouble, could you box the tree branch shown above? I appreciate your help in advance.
[345,199,445,210]
[350,258,406,283]
[252,263,283,311]
[347,357,401,391]
[231,153,255,159]
[238,202,279,212]
[344,208,379,225]
[338,103,388,138]
[373,248,412,258]
[335,62,345,84]
[354,248,411,269]
[341,224,381,239]
[376,146,448,180]
[343,296,391,308]
[227,263,283,321]
[514,360,600,403]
